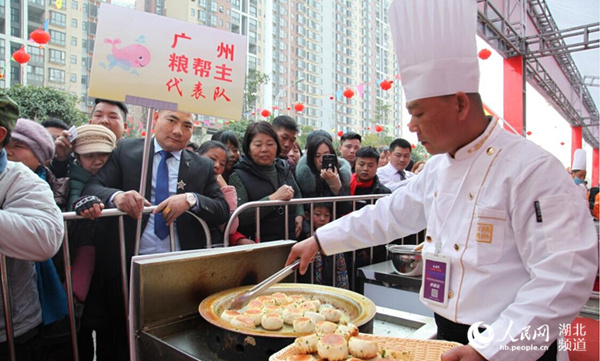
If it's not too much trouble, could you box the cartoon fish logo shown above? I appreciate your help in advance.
[103,38,151,73]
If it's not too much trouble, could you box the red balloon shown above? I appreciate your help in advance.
[12,46,30,65]
[375,125,383,133]
[260,109,271,117]
[380,80,393,91]
[526,131,532,136]
[343,88,354,99]
[294,103,305,112]
[478,48,492,60]
[30,29,50,45]
[337,131,344,137]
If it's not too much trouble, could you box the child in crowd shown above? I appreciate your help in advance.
[198,140,253,246]
[299,203,349,289]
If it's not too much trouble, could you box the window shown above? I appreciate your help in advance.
[71,36,77,46]
[48,68,65,83]
[72,0,78,9]
[50,30,66,46]
[191,8,195,17]
[71,55,77,64]
[49,49,66,64]
[70,73,77,82]
[50,11,67,27]
[71,19,77,28]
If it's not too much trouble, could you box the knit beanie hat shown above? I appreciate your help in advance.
[0,93,20,133]
[11,118,55,165]
[73,124,117,155]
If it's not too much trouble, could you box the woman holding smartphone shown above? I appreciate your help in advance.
[295,135,352,211]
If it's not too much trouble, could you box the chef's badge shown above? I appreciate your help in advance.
[476,222,493,243]
[420,253,451,308]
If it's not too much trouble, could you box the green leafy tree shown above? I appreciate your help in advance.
[243,69,270,119]
[411,143,430,162]
[219,118,253,142]
[6,85,88,125]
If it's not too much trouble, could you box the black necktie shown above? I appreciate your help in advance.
[398,170,406,181]
[154,150,173,240]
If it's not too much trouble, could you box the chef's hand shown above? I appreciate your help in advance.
[294,215,303,238]
[154,194,189,226]
[113,191,151,220]
[285,236,319,275]
[441,345,486,361]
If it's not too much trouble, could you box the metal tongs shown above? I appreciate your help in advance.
[228,259,301,310]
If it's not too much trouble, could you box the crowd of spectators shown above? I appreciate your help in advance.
[3,93,597,361]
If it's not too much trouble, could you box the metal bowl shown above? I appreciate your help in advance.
[387,244,423,276]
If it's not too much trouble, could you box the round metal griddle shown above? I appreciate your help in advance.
[199,283,377,360]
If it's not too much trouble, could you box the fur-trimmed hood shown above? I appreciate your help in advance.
[295,155,352,197]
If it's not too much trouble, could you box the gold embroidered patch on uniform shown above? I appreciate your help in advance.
[476,223,493,243]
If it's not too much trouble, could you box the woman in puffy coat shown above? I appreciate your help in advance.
[228,121,304,242]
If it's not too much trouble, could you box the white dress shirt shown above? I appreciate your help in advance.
[376,161,415,191]
[139,139,182,255]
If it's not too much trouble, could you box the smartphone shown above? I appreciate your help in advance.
[322,154,336,170]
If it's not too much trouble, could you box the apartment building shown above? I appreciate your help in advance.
[1,0,403,138]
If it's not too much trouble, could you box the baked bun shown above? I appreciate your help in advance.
[319,307,342,322]
[246,299,264,310]
[304,311,326,324]
[315,321,338,336]
[272,292,288,305]
[335,323,359,340]
[243,308,264,326]
[264,304,284,315]
[230,315,255,329]
[220,310,240,322]
[288,294,306,303]
[317,334,348,361]
[294,333,319,354]
[283,307,304,325]
[298,301,317,313]
[293,317,316,333]
[348,336,378,359]
[261,313,284,330]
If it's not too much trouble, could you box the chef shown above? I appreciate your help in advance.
[286,1,598,361]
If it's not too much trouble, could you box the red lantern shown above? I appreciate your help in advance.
[526,131,532,136]
[560,142,565,146]
[260,109,271,117]
[375,125,383,133]
[329,96,334,100]
[194,121,200,126]
[411,144,416,149]
[367,127,371,130]
[380,80,393,91]
[287,107,291,110]
[337,131,344,137]
[272,106,279,110]
[478,48,492,60]
[343,88,354,99]
[141,131,146,137]
[12,46,30,65]
[30,29,50,45]
[124,123,128,129]
[251,112,255,116]
[294,103,305,112]
[226,121,230,125]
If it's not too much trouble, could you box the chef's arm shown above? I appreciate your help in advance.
[286,236,321,275]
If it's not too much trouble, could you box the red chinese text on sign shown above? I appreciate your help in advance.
[171,33,192,48]
[217,42,234,61]
[166,77,184,97]
[214,87,231,102]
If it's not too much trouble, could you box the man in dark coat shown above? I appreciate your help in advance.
[81,109,229,361]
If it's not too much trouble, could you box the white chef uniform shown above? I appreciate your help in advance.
[313,0,599,360]
[316,118,598,361]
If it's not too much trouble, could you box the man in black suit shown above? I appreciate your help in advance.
[81,109,229,361]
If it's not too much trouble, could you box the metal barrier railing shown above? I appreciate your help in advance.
[2,193,415,361]
[223,194,402,290]
[0,206,211,361]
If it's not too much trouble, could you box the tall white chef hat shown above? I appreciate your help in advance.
[388,0,480,103]
[572,149,587,171]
